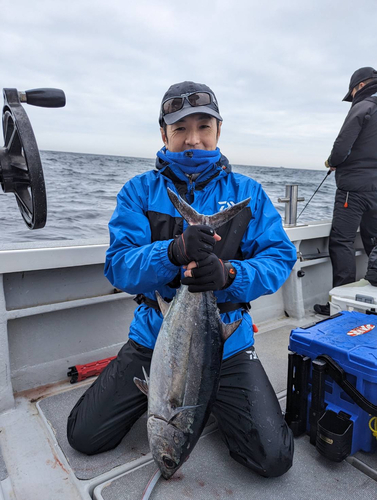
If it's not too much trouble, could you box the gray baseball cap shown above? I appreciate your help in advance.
[159,81,223,126]
[343,66,377,102]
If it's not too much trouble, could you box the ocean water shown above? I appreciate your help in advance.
[0,150,336,246]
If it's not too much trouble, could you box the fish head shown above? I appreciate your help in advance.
[147,416,190,479]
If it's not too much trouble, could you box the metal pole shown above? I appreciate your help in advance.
[278,185,305,227]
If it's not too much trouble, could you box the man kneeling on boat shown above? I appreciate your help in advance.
[67,80,297,478]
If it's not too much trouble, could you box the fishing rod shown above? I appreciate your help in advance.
[297,169,332,220]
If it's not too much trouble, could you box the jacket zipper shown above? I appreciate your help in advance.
[187,174,195,203]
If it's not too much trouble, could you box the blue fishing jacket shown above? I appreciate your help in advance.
[104,150,297,359]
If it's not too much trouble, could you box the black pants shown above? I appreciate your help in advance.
[67,339,293,478]
[329,189,377,287]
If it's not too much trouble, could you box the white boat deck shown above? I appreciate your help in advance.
[1,314,376,500]
[0,228,375,499]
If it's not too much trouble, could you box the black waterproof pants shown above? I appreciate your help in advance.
[67,339,293,478]
[329,189,377,287]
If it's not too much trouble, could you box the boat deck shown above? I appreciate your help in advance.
[1,313,376,499]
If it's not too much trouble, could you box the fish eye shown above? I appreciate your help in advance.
[162,456,176,469]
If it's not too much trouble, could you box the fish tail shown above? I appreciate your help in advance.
[167,188,250,230]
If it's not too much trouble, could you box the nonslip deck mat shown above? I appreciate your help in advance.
[254,324,296,393]
[38,385,216,481]
[38,385,150,480]
[94,432,377,500]
[37,325,295,481]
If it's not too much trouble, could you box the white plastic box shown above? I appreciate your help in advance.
[330,279,377,315]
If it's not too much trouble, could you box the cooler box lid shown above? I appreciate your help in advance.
[289,311,377,380]
[330,279,377,305]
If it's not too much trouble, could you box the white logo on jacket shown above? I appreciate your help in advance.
[218,200,235,211]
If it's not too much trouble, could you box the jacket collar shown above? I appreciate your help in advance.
[351,80,377,107]
[155,149,232,186]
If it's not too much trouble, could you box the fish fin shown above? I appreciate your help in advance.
[207,198,251,230]
[155,291,171,317]
[221,318,242,343]
[133,377,149,396]
[168,404,202,424]
[142,366,150,385]
[167,188,205,225]
[167,187,250,230]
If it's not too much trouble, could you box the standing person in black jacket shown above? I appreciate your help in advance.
[314,67,377,316]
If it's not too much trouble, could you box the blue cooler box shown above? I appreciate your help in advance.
[288,310,377,456]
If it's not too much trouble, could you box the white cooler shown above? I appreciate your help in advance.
[330,279,377,315]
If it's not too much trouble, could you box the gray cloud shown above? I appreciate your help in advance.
[1,0,377,168]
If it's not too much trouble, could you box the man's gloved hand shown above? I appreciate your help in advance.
[325,159,336,171]
[168,225,216,266]
[181,254,236,292]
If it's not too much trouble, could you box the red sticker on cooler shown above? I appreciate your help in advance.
[347,324,375,336]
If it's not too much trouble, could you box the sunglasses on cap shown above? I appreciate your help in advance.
[161,91,218,116]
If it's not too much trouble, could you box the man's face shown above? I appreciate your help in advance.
[351,86,358,99]
[160,113,221,153]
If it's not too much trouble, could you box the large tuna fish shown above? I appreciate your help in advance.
[134,188,250,479]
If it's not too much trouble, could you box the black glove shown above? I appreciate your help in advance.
[168,225,216,266]
[181,254,236,292]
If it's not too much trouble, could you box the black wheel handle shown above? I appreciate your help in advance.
[22,88,66,108]
[0,87,65,229]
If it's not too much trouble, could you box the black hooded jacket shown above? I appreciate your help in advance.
[328,81,377,192]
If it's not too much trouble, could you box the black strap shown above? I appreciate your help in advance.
[317,354,377,417]
[134,293,250,314]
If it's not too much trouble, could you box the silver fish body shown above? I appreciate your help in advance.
[148,285,239,478]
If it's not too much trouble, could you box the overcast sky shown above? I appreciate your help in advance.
[2,0,377,169]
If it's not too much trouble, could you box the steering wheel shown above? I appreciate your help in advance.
[0,87,65,229]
